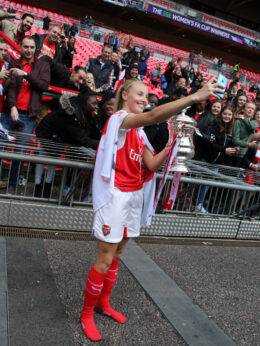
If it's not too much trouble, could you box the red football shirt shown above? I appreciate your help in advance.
[38,37,56,60]
[114,128,145,192]
[16,60,33,111]
[15,31,25,44]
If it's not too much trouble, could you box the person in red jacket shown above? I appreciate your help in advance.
[0,37,10,113]
[1,36,50,193]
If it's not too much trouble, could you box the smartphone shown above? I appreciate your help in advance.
[16,119,25,128]
[216,73,227,99]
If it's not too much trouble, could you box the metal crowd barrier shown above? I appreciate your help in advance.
[0,132,95,205]
[0,132,259,220]
[0,132,259,240]
[161,161,260,219]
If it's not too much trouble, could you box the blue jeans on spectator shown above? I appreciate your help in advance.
[197,158,218,206]
[0,112,36,191]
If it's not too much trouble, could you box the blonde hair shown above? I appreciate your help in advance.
[114,79,146,112]
[86,72,96,90]
[244,101,256,118]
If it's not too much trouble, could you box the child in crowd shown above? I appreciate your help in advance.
[85,72,96,91]
[150,63,161,87]
[138,55,147,80]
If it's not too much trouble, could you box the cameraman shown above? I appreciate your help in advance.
[59,35,73,68]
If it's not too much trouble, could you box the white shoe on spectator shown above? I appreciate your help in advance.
[195,203,207,213]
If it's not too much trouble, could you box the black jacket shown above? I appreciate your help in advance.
[201,120,233,165]
[36,94,101,150]
[144,122,169,154]
[60,45,73,68]
[48,63,85,112]
[194,111,215,160]
[33,34,62,64]
[49,63,71,88]
[122,51,134,68]
[86,56,114,90]
[197,111,215,135]
[111,61,120,86]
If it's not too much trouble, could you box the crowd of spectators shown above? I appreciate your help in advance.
[0,9,259,207]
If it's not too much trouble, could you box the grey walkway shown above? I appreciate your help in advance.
[0,237,9,346]
[2,237,260,345]
[6,238,74,346]
[121,240,236,346]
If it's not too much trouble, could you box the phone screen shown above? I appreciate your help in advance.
[216,73,227,99]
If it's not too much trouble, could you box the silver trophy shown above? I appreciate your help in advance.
[170,107,196,173]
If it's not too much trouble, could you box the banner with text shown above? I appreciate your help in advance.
[104,0,259,50]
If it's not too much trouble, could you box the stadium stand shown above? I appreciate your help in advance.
[0,0,259,83]
[72,36,169,75]
[131,35,189,59]
[144,0,258,40]
[149,0,175,11]
[203,15,258,41]
[0,0,77,25]
[2,0,259,42]
[73,38,103,67]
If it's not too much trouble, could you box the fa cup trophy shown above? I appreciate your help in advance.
[171,107,196,173]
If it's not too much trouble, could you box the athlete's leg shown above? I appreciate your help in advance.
[81,240,119,341]
[96,238,129,323]
[94,240,120,273]
[114,237,129,260]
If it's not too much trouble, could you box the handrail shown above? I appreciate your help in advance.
[0,151,94,170]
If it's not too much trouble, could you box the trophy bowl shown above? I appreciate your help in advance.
[170,108,196,173]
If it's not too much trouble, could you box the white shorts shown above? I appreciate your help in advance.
[93,188,144,243]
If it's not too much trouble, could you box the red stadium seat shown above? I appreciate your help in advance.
[5,0,259,84]
[203,13,257,39]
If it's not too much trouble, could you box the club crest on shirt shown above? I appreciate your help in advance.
[102,224,111,236]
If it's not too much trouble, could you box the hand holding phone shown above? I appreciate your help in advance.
[16,119,25,128]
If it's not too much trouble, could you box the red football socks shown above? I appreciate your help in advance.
[81,265,104,341]
[96,259,127,324]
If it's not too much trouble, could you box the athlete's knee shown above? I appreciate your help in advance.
[95,240,120,272]
[95,261,111,273]
[95,252,114,273]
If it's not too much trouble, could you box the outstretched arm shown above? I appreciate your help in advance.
[121,78,222,130]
